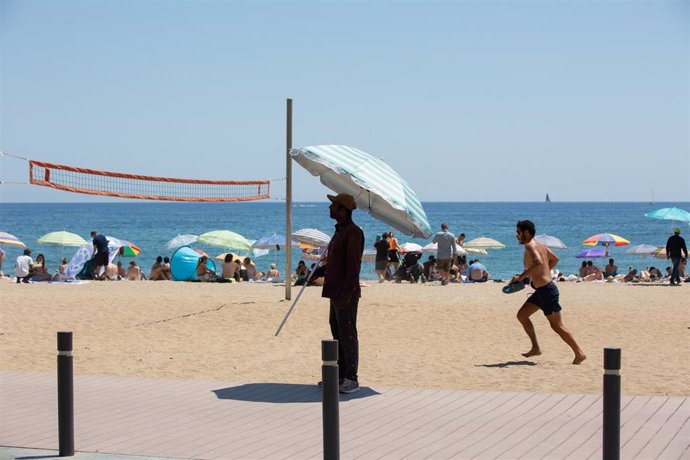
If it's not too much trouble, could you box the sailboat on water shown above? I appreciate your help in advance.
[545,193,551,203]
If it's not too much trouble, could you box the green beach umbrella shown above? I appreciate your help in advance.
[197,230,253,252]
[37,231,89,247]
[290,145,432,238]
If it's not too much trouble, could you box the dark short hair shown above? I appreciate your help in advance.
[441,223,449,230]
[224,253,234,263]
[156,256,163,263]
[516,220,536,236]
[90,231,97,236]
[163,257,169,263]
[23,248,31,255]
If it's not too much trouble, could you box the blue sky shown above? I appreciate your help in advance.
[1,0,688,203]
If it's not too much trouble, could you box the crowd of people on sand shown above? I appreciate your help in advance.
[3,226,688,286]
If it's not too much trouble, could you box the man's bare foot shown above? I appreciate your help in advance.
[521,349,542,358]
[572,355,587,365]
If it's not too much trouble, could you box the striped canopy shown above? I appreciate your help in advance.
[292,228,331,247]
[0,231,26,247]
[290,145,432,238]
[37,231,88,247]
[582,233,630,247]
[464,237,505,250]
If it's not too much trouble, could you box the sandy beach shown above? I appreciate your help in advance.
[1,279,688,397]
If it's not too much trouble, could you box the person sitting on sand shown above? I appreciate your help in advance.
[582,267,604,282]
[126,260,141,280]
[266,263,281,281]
[469,259,490,282]
[162,257,172,280]
[150,256,166,281]
[243,257,259,281]
[648,266,663,280]
[116,260,125,279]
[31,254,53,281]
[222,254,238,282]
[604,258,618,277]
[584,260,597,277]
[578,261,587,278]
[196,255,216,282]
[623,267,638,282]
[104,261,119,280]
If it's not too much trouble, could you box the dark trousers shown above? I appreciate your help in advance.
[670,257,681,283]
[329,296,359,382]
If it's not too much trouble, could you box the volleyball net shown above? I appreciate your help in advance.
[28,160,271,202]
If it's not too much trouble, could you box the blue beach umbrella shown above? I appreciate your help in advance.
[290,145,432,238]
[644,207,690,223]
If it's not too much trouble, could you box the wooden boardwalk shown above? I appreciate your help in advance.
[1,371,688,459]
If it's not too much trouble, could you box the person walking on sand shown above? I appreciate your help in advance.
[512,220,586,365]
[432,223,457,286]
[322,193,364,394]
[666,227,688,286]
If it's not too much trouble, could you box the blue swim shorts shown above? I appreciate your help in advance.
[526,281,562,316]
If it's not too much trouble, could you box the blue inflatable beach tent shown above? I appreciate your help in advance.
[170,246,216,281]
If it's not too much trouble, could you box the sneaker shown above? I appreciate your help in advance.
[339,378,359,394]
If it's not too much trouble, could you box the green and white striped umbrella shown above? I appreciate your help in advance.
[291,145,432,238]
[37,231,89,247]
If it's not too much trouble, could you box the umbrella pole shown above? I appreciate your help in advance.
[275,264,317,336]
[285,98,293,301]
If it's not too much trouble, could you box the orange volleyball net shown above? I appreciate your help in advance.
[28,160,271,202]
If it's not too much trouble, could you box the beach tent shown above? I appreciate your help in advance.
[171,246,216,281]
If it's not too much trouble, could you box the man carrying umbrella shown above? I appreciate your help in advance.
[666,228,688,286]
[323,193,364,394]
[512,220,587,365]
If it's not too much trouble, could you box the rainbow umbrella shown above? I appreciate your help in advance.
[0,231,26,247]
[582,233,630,247]
[118,243,141,257]
[651,247,668,260]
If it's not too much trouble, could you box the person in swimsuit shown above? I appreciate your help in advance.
[512,220,586,365]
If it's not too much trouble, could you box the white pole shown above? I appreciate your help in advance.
[285,98,293,300]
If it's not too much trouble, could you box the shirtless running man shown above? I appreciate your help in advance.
[512,220,586,365]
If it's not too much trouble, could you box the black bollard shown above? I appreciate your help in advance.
[603,347,621,460]
[322,340,339,460]
[57,331,74,457]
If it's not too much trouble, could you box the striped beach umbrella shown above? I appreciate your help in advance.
[198,230,253,252]
[291,228,331,247]
[582,233,630,247]
[290,145,432,238]
[464,237,506,250]
[37,231,89,247]
[0,231,26,247]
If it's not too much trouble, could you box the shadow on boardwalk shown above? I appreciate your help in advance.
[212,382,381,403]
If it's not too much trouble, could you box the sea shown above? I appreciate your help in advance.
[1,201,688,280]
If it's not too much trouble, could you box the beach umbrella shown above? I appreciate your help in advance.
[252,233,301,250]
[464,237,505,250]
[582,233,630,247]
[0,231,26,247]
[644,207,690,223]
[117,242,141,257]
[575,248,607,258]
[37,230,90,259]
[290,145,432,238]
[399,242,424,253]
[421,242,471,256]
[165,234,198,251]
[197,230,253,252]
[624,244,659,256]
[291,228,331,247]
[651,247,668,260]
[253,233,302,265]
[37,231,89,247]
[534,234,568,250]
[215,252,239,261]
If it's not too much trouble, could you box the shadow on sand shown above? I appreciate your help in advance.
[475,360,537,368]
[213,382,380,403]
